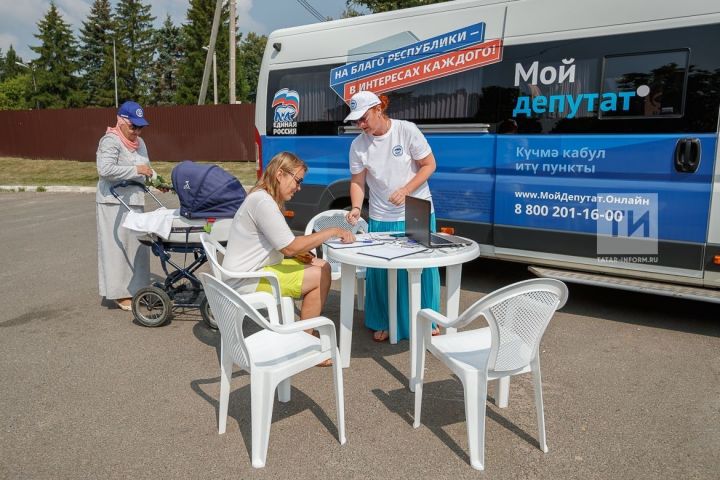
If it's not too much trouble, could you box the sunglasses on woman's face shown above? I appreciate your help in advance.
[283,169,304,186]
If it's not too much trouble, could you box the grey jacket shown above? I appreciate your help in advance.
[95,133,150,206]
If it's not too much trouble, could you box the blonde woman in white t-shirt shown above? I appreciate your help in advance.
[224,152,354,353]
[344,91,441,343]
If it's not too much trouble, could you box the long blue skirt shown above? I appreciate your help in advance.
[363,215,440,341]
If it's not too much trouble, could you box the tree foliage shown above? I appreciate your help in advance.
[0,74,33,110]
[78,0,116,107]
[148,15,183,105]
[0,0,271,109]
[3,46,24,80]
[30,1,80,108]
[347,0,450,13]
[114,0,156,104]
[238,32,266,101]
[175,0,232,105]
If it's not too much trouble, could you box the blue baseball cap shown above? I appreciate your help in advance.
[118,101,149,127]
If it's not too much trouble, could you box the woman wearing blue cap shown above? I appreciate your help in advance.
[95,100,153,311]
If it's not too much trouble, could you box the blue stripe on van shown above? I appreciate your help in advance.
[263,133,714,244]
[262,133,496,224]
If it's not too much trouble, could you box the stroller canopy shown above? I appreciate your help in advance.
[171,161,247,219]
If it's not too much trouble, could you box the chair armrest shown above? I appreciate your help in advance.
[218,267,284,305]
[240,292,282,325]
[418,309,454,328]
[271,316,337,351]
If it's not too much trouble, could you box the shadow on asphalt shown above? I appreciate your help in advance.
[189,369,342,461]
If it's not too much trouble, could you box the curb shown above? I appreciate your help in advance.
[0,185,97,193]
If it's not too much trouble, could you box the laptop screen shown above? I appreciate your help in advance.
[404,196,432,247]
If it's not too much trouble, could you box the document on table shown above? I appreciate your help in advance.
[356,244,428,260]
[325,237,384,249]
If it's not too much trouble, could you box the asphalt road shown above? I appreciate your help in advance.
[1,192,718,479]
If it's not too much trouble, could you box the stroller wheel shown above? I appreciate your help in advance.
[199,294,218,330]
[132,287,172,327]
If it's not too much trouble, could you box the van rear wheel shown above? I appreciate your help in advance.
[132,286,172,327]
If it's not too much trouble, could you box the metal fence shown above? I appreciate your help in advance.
[0,104,256,162]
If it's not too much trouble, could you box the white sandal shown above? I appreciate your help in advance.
[115,300,132,311]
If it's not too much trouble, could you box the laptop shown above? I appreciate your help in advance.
[404,196,470,248]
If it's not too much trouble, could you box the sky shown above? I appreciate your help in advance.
[0,0,358,61]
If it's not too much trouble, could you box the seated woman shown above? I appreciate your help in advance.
[223,151,354,337]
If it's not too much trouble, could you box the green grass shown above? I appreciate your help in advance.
[0,157,258,188]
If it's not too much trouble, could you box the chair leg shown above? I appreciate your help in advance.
[277,378,291,403]
[463,375,488,471]
[413,325,428,428]
[496,376,510,408]
[356,277,365,311]
[218,344,233,435]
[531,357,548,453]
[250,375,275,468]
[331,347,347,445]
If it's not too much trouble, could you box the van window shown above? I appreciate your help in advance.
[267,65,347,136]
[267,65,491,135]
[600,50,689,119]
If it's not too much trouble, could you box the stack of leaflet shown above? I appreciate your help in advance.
[325,233,428,260]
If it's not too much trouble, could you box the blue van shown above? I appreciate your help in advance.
[254,0,720,301]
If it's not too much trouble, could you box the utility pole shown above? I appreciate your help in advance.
[112,39,118,108]
[229,0,236,104]
[203,46,218,104]
[198,0,224,105]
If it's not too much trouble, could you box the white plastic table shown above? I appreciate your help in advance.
[327,238,480,390]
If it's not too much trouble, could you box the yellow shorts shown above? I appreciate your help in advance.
[256,258,305,299]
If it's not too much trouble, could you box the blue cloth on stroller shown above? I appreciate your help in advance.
[172,160,247,219]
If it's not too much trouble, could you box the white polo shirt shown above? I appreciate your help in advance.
[349,119,433,221]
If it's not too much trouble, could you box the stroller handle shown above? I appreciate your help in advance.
[110,180,165,211]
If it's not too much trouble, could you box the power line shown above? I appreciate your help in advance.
[296,0,326,22]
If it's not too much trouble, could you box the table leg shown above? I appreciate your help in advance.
[388,269,398,344]
[408,268,422,392]
[339,262,356,368]
[444,264,462,335]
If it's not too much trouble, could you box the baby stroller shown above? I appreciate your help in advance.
[110,161,246,328]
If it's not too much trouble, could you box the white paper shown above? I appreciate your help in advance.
[325,238,384,249]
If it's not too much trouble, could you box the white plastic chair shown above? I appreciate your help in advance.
[413,278,568,471]
[200,273,346,468]
[200,233,295,325]
[304,209,368,310]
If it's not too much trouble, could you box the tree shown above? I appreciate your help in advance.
[175,0,232,105]
[0,74,33,110]
[237,32,265,102]
[347,0,450,13]
[30,2,81,108]
[78,0,116,107]
[148,14,182,105]
[3,45,26,81]
[114,0,156,104]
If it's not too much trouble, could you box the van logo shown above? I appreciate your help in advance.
[392,145,403,156]
[272,88,299,135]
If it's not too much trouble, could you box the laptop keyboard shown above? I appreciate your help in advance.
[430,233,455,245]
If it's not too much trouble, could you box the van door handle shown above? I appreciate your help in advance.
[674,138,701,173]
